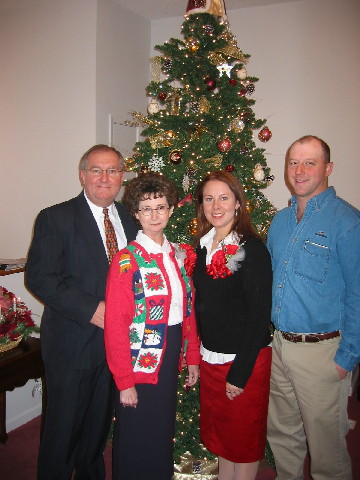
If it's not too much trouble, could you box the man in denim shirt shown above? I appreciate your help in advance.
[267,135,360,480]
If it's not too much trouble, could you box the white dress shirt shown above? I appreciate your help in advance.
[84,193,127,253]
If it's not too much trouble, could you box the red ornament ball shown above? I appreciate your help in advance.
[158,92,167,102]
[228,79,237,86]
[217,138,232,153]
[226,165,235,172]
[204,77,216,91]
[258,126,272,142]
[239,88,246,97]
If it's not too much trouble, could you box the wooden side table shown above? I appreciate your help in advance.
[0,336,46,443]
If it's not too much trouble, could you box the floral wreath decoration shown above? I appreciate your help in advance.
[206,242,246,279]
[0,286,40,345]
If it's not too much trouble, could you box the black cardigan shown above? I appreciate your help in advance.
[192,236,272,388]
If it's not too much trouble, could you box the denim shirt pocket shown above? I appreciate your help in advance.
[294,238,330,284]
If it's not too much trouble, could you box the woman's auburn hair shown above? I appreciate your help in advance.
[194,170,260,245]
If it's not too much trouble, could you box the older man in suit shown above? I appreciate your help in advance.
[26,144,138,480]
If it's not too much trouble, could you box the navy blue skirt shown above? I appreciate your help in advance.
[112,323,182,480]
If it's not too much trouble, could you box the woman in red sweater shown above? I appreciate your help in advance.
[104,172,200,480]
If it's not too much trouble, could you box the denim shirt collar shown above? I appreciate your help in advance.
[291,186,336,216]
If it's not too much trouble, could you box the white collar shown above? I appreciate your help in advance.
[136,230,171,255]
[84,192,116,216]
[200,227,239,249]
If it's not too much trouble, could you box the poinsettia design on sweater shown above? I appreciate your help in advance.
[137,351,159,370]
[145,272,165,291]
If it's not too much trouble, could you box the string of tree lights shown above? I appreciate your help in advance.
[124,4,276,474]
[125,12,277,247]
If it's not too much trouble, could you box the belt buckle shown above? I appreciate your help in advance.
[306,334,320,343]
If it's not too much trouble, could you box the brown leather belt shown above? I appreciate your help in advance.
[280,330,340,343]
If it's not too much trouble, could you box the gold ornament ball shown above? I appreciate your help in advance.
[246,200,254,213]
[124,157,136,171]
[230,118,245,133]
[163,130,175,146]
[186,37,200,53]
[188,218,198,236]
[169,149,182,165]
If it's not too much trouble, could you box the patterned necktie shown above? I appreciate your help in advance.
[103,208,118,263]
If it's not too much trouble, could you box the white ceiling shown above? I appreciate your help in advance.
[114,0,301,20]
[0,0,302,19]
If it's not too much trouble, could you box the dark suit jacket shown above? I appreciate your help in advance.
[26,192,138,369]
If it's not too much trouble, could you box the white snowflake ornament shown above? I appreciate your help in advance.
[148,154,165,172]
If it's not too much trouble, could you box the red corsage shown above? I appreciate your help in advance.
[206,243,246,279]
[179,243,197,277]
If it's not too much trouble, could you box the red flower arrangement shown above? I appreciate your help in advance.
[0,286,39,346]
[206,243,246,279]
[179,243,197,277]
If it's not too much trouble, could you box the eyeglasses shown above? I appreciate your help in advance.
[138,205,170,216]
[85,167,123,177]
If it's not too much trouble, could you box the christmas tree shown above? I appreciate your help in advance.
[125,4,276,474]
[126,11,276,244]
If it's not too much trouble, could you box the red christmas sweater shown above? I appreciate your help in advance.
[104,241,200,391]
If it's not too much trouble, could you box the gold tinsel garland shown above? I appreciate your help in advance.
[150,56,163,82]
[129,110,153,126]
[173,452,218,480]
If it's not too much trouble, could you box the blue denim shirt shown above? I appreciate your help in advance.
[267,187,360,371]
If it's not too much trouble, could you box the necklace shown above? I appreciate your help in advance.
[214,237,225,244]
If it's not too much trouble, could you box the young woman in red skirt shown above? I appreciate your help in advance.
[192,171,272,480]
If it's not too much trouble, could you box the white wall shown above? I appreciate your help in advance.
[0,0,98,259]
[96,0,150,157]
[151,0,360,210]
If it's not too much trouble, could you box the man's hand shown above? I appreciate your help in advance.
[335,363,349,380]
[90,301,105,329]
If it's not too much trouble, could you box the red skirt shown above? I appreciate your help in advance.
[200,347,271,463]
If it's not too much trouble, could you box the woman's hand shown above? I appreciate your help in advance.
[225,381,243,400]
[120,386,138,408]
[185,365,200,387]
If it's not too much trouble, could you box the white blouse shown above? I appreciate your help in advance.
[136,231,183,326]
[199,227,238,364]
